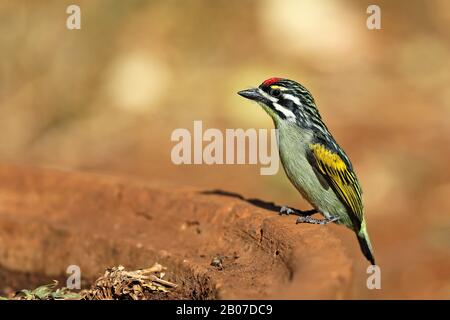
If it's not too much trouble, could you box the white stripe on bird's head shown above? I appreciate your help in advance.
[257,88,297,122]
[258,88,278,102]
[273,102,296,122]
[282,93,302,107]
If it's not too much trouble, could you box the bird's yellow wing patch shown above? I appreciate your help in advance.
[309,143,364,225]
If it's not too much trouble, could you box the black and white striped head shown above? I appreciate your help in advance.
[238,77,324,129]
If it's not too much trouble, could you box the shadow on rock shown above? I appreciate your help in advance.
[202,189,281,213]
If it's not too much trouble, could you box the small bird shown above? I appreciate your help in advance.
[238,77,375,265]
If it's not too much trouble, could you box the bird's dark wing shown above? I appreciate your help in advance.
[307,143,364,230]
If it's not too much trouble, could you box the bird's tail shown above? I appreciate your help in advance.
[357,220,375,265]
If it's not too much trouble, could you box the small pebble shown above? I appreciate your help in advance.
[210,256,223,270]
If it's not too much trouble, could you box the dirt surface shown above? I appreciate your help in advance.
[0,165,352,299]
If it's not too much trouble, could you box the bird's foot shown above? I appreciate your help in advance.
[295,216,338,225]
[279,206,317,217]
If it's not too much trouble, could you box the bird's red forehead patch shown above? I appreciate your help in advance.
[262,77,282,86]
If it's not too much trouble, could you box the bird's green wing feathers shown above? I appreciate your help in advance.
[308,143,364,228]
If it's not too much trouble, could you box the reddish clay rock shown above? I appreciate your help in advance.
[0,165,352,299]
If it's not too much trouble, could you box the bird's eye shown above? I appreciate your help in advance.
[270,88,281,97]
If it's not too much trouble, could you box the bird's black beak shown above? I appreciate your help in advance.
[237,88,262,102]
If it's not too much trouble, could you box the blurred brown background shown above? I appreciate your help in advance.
[1,0,449,299]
